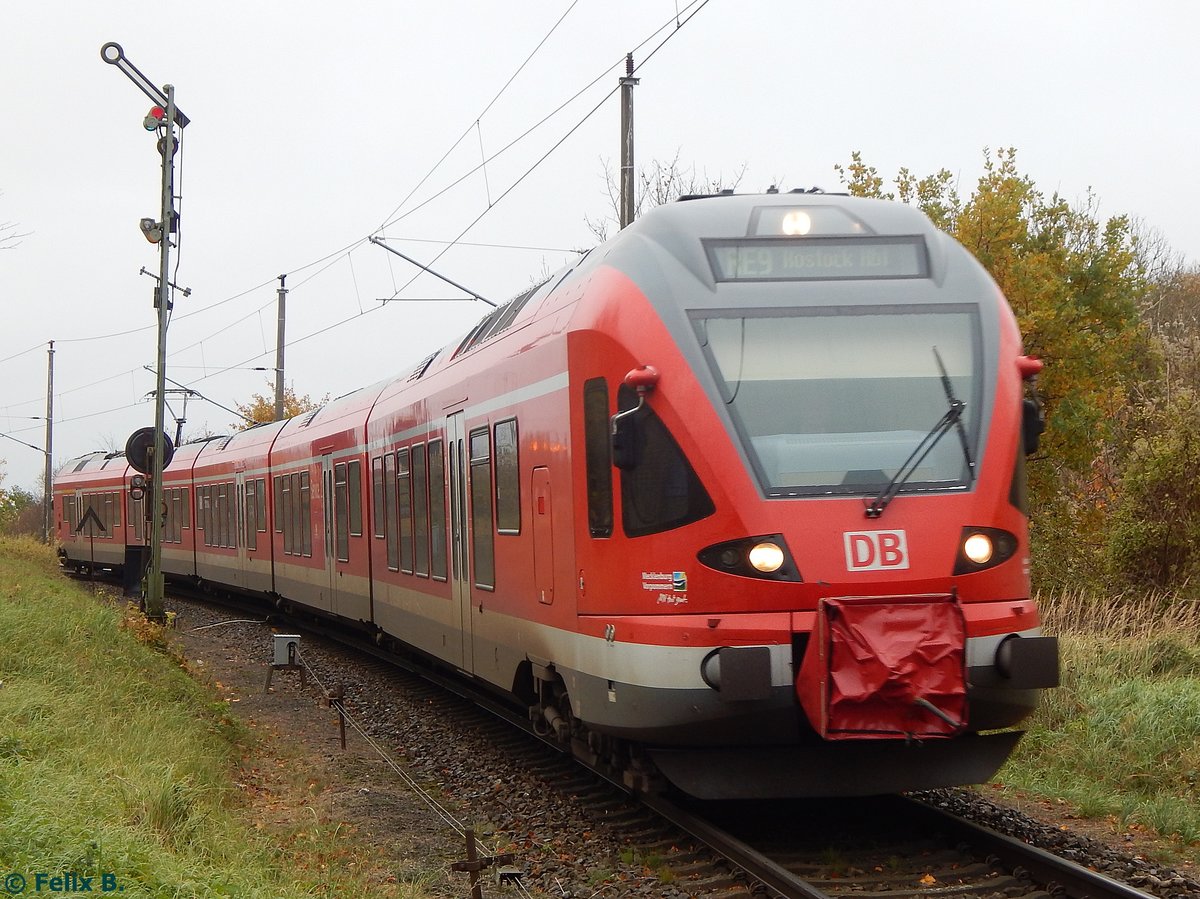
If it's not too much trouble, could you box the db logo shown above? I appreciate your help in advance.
[844,530,910,571]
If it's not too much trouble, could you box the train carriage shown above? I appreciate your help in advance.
[55,451,134,572]
[57,191,1057,799]
[159,438,207,580]
[268,384,379,624]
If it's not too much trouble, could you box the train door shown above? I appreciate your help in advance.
[447,411,474,673]
[532,467,554,605]
[321,455,339,614]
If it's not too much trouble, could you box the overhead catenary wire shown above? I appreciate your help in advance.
[3,4,714,435]
[375,0,713,303]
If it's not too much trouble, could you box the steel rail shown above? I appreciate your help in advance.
[904,797,1159,899]
[638,792,831,899]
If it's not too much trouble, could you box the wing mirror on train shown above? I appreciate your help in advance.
[610,365,660,470]
[1017,356,1044,456]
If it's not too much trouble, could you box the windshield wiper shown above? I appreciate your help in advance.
[864,347,975,519]
[933,345,976,484]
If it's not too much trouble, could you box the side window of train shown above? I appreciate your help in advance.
[583,378,614,537]
[348,459,363,538]
[334,461,350,563]
[253,481,264,536]
[469,427,495,589]
[273,476,285,534]
[616,384,715,537]
[413,443,430,577]
[300,470,313,557]
[372,457,386,540]
[384,453,399,570]
[429,439,448,580]
[281,477,294,554]
[245,481,258,551]
[397,448,413,574]
[494,418,520,534]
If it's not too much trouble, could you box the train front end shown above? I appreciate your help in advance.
[565,192,1058,798]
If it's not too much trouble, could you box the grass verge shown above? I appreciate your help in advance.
[0,536,430,897]
[994,589,1200,863]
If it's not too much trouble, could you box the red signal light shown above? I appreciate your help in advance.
[143,106,166,131]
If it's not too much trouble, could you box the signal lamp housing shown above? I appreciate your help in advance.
[139,217,163,244]
[143,105,166,131]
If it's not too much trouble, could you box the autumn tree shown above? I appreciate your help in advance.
[233,383,327,429]
[837,148,1153,588]
[1100,261,1200,588]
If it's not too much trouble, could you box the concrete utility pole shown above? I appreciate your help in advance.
[619,53,639,230]
[43,341,54,543]
[274,274,287,421]
[101,42,189,621]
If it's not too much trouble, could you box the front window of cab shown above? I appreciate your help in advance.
[694,305,982,497]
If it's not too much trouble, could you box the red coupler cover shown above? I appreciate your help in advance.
[796,594,967,740]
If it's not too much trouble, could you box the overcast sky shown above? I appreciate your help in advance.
[2,1,1197,492]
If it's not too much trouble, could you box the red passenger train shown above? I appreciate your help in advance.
[56,192,1058,798]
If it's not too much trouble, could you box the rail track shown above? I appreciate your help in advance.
[83,573,1172,899]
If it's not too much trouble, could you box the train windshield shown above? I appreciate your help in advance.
[694,305,982,497]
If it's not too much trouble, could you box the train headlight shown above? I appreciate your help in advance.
[952,527,1018,574]
[749,204,866,236]
[698,534,801,582]
[781,210,811,236]
[963,533,993,565]
[748,542,785,573]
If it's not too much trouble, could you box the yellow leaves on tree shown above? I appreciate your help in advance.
[837,148,1153,586]
[233,383,327,430]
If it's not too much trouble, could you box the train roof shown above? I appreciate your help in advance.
[55,450,128,486]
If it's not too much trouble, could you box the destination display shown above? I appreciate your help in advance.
[705,236,928,282]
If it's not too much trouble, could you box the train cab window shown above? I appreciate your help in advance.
[469,427,495,589]
[429,439,448,580]
[413,444,430,577]
[372,457,386,540]
[617,384,715,537]
[334,462,350,562]
[348,459,363,538]
[397,448,414,574]
[694,307,981,497]
[384,453,399,571]
[583,378,614,538]
[494,419,520,534]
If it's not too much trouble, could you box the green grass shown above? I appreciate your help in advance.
[0,536,430,898]
[995,589,1200,857]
